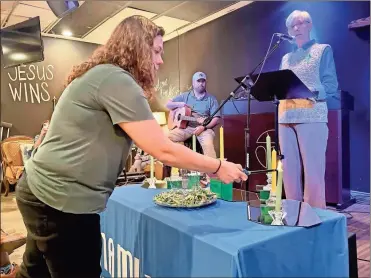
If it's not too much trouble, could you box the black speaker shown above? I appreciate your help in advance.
[348,232,358,278]
[47,1,79,18]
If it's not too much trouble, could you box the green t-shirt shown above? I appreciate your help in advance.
[25,64,153,213]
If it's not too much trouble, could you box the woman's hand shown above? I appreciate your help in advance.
[216,161,247,184]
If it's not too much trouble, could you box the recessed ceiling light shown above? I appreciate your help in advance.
[62,30,73,37]
[10,53,27,61]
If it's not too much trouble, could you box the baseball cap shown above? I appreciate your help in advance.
[192,72,207,82]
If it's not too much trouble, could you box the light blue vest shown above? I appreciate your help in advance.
[279,43,329,124]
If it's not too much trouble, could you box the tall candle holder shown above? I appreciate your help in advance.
[268,209,286,226]
[263,173,272,191]
[147,177,156,189]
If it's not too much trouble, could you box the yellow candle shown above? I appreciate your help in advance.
[171,167,179,176]
[275,160,283,212]
[192,135,196,152]
[266,134,271,169]
[271,149,277,194]
[220,126,224,160]
[150,156,154,179]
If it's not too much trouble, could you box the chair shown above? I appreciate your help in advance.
[1,122,13,187]
[1,122,12,141]
[1,136,34,196]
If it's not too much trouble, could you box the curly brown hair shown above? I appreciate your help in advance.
[66,15,165,98]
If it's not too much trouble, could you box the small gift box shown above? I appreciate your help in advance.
[260,205,274,224]
[187,172,201,189]
[259,190,270,201]
[210,178,222,198]
[166,177,182,189]
[210,178,233,201]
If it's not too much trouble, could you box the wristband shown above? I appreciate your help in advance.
[213,160,222,174]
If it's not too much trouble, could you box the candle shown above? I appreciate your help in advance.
[275,160,283,212]
[271,149,277,194]
[220,126,224,160]
[266,134,271,169]
[192,135,196,152]
[150,156,154,179]
[53,96,56,111]
[171,167,179,177]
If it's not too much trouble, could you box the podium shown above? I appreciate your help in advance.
[222,90,354,208]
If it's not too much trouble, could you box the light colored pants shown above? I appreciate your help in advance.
[168,127,217,158]
[129,159,150,172]
[279,123,328,209]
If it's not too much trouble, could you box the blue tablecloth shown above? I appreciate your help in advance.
[100,185,349,278]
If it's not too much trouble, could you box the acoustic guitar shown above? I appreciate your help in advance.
[168,107,204,130]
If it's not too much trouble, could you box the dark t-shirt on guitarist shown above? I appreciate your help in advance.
[172,91,220,127]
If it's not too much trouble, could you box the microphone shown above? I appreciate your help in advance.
[275,33,295,43]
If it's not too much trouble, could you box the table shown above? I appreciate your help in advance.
[99,185,349,278]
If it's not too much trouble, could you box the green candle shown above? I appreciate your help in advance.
[266,134,271,169]
[275,160,283,212]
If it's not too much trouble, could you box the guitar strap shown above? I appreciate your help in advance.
[185,91,197,114]
[185,91,191,107]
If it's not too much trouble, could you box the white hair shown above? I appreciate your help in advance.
[285,10,312,28]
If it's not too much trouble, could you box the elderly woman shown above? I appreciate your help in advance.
[278,10,339,209]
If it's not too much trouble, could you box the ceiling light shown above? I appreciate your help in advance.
[10,53,27,61]
[62,30,73,37]
[2,46,9,54]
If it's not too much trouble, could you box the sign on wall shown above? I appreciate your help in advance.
[1,36,99,137]
[7,64,54,104]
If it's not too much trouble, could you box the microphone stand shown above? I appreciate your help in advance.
[203,37,285,175]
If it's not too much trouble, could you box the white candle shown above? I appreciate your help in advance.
[150,156,154,179]
[192,135,196,152]
[53,96,56,111]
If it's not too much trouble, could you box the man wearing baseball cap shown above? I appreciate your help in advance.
[166,71,220,158]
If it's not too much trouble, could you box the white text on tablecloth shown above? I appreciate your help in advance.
[101,232,151,278]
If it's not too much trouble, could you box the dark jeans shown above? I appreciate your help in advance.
[15,173,102,278]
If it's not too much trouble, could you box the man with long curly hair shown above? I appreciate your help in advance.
[15,15,247,278]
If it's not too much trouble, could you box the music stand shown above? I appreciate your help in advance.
[235,69,315,161]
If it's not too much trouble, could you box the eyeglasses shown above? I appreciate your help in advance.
[289,21,310,30]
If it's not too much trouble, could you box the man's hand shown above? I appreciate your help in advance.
[134,154,141,160]
[40,121,49,136]
[196,117,206,125]
[40,127,48,137]
[177,102,188,108]
[193,126,205,136]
